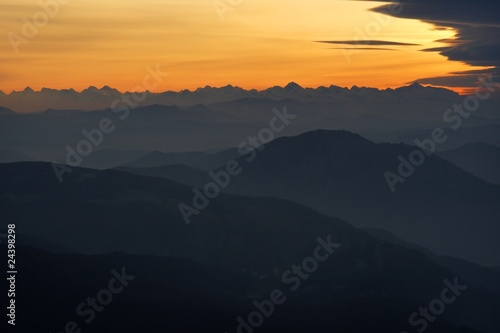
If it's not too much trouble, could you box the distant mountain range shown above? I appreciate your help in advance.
[2,93,499,162]
[1,161,499,333]
[0,82,462,113]
[0,104,268,159]
[2,82,499,120]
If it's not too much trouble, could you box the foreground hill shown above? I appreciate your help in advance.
[0,246,486,333]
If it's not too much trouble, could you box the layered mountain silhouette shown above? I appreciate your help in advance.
[3,104,499,164]
[0,104,285,159]
[118,130,500,266]
[2,81,499,333]
[0,161,499,333]
[0,82,464,113]
[2,83,500,161]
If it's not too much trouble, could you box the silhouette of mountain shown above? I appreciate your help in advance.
[222,130,500,265]
[1,162,499,332]
[125,130,500,265]
[1,81,499,333]
[0,82,479,115]
[2,92,499,161]
[439,142,500,184]
[0,104,274,159]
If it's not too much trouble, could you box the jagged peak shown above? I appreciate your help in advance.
[284,81,303,90]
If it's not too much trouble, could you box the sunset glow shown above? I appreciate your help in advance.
[0,0,491,93]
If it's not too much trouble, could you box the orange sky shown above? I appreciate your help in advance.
[0,0,490,93]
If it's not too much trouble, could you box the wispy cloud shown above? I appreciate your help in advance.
[329,47,396,51]
[316,40,418,46]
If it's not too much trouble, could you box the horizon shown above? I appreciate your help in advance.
[2,79,480,113]
[2,0,499,94]
[0,80,449,94]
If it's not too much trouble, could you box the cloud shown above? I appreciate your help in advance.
[451,69,497,75]
[420,47,450,52]
[369,0,500,27]
[361,0,500,87]
[316,40,418,46]
[415,75,487,87]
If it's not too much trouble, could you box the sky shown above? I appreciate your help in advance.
[0,0,497,93]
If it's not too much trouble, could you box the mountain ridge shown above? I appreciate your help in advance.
[1,161,500,333]
[0,82,465,113]
[117,129,500,266]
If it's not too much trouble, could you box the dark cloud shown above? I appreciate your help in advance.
[329,47,396,50]
[317,40,417,46]
[452,69,497,75]
[361,0,500,87]
[415,75,486,87]
[369,0,500,27]
[420,47,450,52]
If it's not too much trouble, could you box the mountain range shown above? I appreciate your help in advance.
[1,95,500,162]
[0,82,459,112]
[2,83,499,120]
[1,161,500,333]
[2,82,500,333]
[117,129,500,266]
